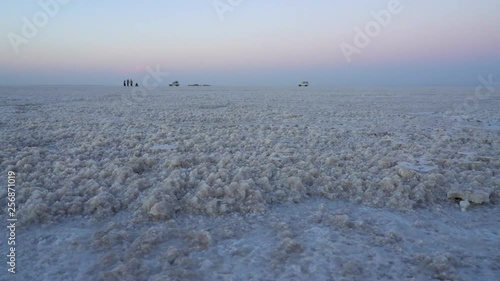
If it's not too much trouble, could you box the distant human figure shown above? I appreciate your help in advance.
[130,79,133,87]
[123,80,126,86]
[126,79,129,87]
[135,83,138,87]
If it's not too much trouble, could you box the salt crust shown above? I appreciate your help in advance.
[4,87,499,281]
[1,87,498,227]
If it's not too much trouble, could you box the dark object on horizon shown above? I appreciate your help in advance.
[188,84,211,87]
[126,79,130,87]
[169,81,180,86]
[135,83,138,87]
[130,79,133,87]
[123,80,126,86]
[298,81,309,87]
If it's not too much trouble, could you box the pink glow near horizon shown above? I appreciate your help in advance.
[1,0,499,85]
[5,19,499,72]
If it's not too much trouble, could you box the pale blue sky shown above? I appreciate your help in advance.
[1,0,499,86]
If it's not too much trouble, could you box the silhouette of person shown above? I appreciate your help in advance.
[123,80,126,86]
[127,79,130,87]
[130,79,133,87]
[135,83,138,87]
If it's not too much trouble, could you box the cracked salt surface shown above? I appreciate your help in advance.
[1,86,499,280]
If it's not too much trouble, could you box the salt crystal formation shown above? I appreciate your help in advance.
[1,87,499,280]
[1,87,498,224]
[459,200,470,212]
[447,190,491,204]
